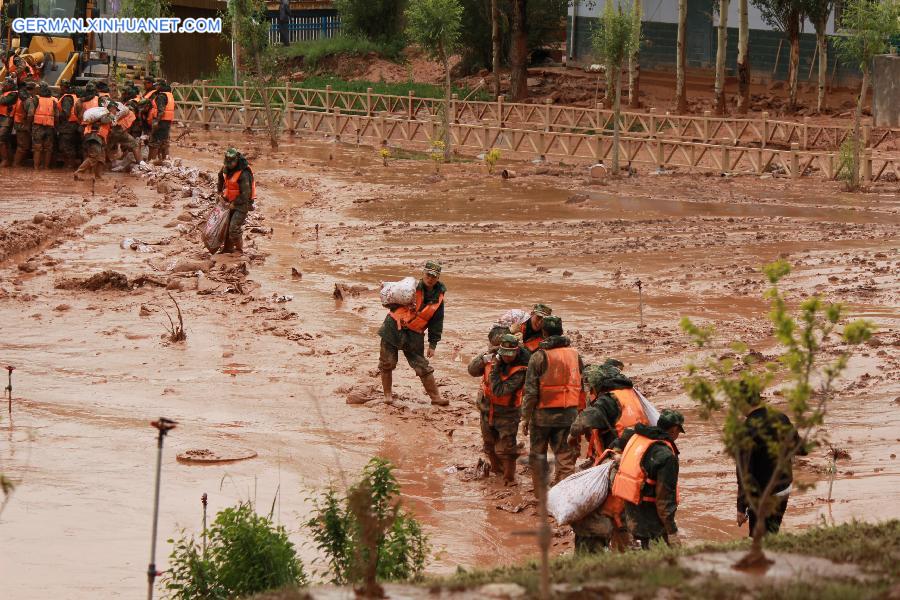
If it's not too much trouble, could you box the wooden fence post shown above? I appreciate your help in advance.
[333,107,341,141]
[285,83,294,134]
[862,125,871,148]
[325,84,333,113]
[791,143,800,178]
[649,107,657,138]
[656,139,664,169]
[366,87,373,116]
[543,99,552,132]
[451,93,458,124]
[408,90,415,120]
[761,111,769,149]
[497,95,505,127]
[242,82,251,132]
[722,145,731,174]
[702,110,711,142]
[200,80,209,130]
[863,149,872,182]
[801,116,809,150]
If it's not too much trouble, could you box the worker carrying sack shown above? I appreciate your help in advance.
[202,202,230,253]
[497,309,529,329]
[635,388,660,426]
[547,460,614,525]
[82,106,110,123]
[380,276,417,307]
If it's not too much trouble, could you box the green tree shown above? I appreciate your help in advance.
[834,0,900,190]
[627,0,642,107]
[591,0,640,174]
[737,0,751,113]
[121,0,170,73]
[509,0,528,100]
[714,0,731,115]
[164,502,307,599]
[682,260,874,567]
[226,0,280,149]
[405,0,464,161]
[306,458,429,593]
[802,0,833,113]
[334,0,407,44]
[752,0,804,109]
[675,0,688,112]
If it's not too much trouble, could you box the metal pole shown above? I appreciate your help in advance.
[636,279,644,328]
[147,417,177,600]
[5,366,13,416]
[201,493,208,557]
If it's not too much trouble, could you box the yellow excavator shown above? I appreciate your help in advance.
[0,0,109,86]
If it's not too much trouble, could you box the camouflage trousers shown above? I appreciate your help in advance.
[148,120,171,148]
[227,205,248,242]
[57,123,82,167]
[74,141,105,179]
[15,126,31,153]
[108,127,138,152]
[31,124,55,151]
[529,424,578,486]
[377,337,433,378]
[480,408,520,457]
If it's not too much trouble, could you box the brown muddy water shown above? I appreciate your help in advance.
[1,131,898,598]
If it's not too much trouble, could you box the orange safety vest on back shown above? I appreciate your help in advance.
[482,362,527,424]
[33,96,57,126]
[389,287,444,335]
[13,98,27,124]
[83,122,111,142]
[222,168,258,202]
[0,90,17,117]
[537,346,582,409]
[611,433,679,505]
[116,109,136,130]
[61,93,78,122]
[148,91,175,122]
[523,335,544,352]
[587,388,649,461]
[80,96,99,124]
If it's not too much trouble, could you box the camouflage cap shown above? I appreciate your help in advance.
[541,315,563,336]
[85,82,96,92]
[658,409,685,433]
[423,260,442,276]
[58,79,70,89]
[531,303,552,318]
[583,363,620,391]
[488,325,510,347]
[224,147,240,161]
[25,81,36,90]
[38,82,50,96]
[602,358,625,369]
[497,333,520,357]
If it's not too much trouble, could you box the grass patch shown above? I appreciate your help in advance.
[297,75,491,101]
[272,35,404,69]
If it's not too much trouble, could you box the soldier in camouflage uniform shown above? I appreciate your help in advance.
[74,113,112,181]
[12,81,36,167]
[378,261,448,406]
[0,77,18,167]
[216,148,255,254]
[147,79,173,160]
[57,80,82,169]
[469,330,529,484]
[106,101,140,170]
[613,409,685,549]
[521,315,585,491]
[28,82,58,169]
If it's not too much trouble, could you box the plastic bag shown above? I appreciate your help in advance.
[497,309,530,328]
[547,461,613,525]
[82,106,110,123]
[380,277,417,307]
[201,203,230,253]
[635,388,660,426]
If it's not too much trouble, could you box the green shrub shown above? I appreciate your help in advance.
[164,502,306,599]
[275,35,398,68]
[334,0,407,45]
[306,457,429,585]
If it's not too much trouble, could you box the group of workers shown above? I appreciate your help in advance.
[0,75,175,179]
[380,263,806,553]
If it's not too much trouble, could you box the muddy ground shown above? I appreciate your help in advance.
[0,129,898,598]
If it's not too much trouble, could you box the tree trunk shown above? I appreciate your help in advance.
[675,0,687,113]
[816,30,827,113]
[254,54,279,150]
[737,0,750,114]
[714,0,730,115]
[850,69,868,191]
[628,0,642,108]
[442,50,453,162]
[787,9,800,110]
[491,0,501,98]
[613,67,622,174]
[509,0,528,101]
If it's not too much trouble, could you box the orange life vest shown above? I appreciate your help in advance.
[33,96,57,126]
[0,90,17,117]
[13,98,27,124]
[148,91,175,122]
[116,110,136,130]
[523,335,544,352]
[80,96,99,124]
[482,362,526,424]
[611,433,679,505]
[222,168,258,202]
[389,287,444,335]
[83,122,111,142]
[61,93,78,122]
[537,346,582,409]
[587,388,649,461]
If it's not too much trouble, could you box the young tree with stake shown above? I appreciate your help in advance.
[752,0,804,110]
[627,0,642,108]
[682,260,873,567]
[737,0,751,113]
[405,0,464,162]
[675,0,688,113]
[592,0,640,175]
[834,0,900,191]
[714,0,730,115]
[803,0,834,114]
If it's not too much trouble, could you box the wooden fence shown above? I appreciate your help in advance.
[171,84,899,182]
[267,14,340,45]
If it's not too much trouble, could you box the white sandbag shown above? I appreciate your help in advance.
[635,388,660,426]
[547,461,613,525]
[497,309,530,328]
[82,106,110,123]
[380,276,417,307]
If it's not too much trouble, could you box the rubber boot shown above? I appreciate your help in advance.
[0,145,10,167]
[43,148,53,169]
[381,370,393,402]
[233,232,244,255]
[147,146,158,162]
[502,457,518,485]
[221,233,234,254]
[484,447,503,476]
[13,146,27,167]
[420,373,447,406]
[32,148,43,170]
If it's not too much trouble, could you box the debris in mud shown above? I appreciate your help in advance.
[496,501,533,514]
[139,304,154,316]
[54,304,71,312]
[132,274,169,288]
[566,193,589,204]
[176,447,258,464]
[333,283,344,301]
[0,210,88,263]
[270,293,293,303]
[120,238,153,253]
[17,261,37,273]
[56,270,130,291]
[291,268,302,280]
[160,292,187,343]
